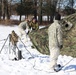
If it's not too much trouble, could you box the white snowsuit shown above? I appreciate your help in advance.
[18,21,29,42]
[48,20,63,69]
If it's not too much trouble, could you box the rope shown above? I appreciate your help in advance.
[0,32,75,73]
[62,58,74,69]
[9,34,23,59]
[19,37,34,58]
[10,35,34,59]
[0,35,10,53]
[0,39,6,41]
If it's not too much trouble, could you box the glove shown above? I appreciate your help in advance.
[25,29,29,33]
[60,45,63,49]
[27,31,29,35]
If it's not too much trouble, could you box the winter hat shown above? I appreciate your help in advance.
[55,12,61,21]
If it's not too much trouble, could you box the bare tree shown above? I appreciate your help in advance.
[19,0,22,21]
[60,0,75,15]
[57,0,63,12]
[69,0,75,14]
[50,0,59,23]
[38,0,42,24]
[0,0,2,20]
[2,0,6,20]
[51,0,58,10]
[1,0,12,20]
[33,0,37,19]
[6,0,10,20]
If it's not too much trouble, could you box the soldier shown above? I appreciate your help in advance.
[29,18,39,31]
[48,12,63,71]
[18,18,30,43]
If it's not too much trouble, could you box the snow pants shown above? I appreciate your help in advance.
[18,27,28,43]
[49,47,60,69]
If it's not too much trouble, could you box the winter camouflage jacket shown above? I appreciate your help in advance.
[48,20,63,49]
[19,21,29,30]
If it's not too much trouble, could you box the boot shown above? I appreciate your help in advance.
[54,64,62,72]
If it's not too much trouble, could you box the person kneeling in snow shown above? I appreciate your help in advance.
[18,18,30,43]
[29,18,39,31]
[48,12,63,72]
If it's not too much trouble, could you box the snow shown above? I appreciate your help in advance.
[10,15,25,21]
[0,16,76,75]
[10,15,50,21]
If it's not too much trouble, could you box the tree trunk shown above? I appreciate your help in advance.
[0,1,1,20]
[47,15,49,22]
[2,0,6,20]
[57,0,62,12]
[49,0,58,23]
[20,15,21,22]
[34,0,37,20]
[6,0,10,20]
[38,0,42,24]
[70,0,74,14]
[50,14,54,23]
[19,0,22,21]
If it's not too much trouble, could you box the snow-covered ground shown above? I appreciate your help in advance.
[0,25,76,75]
[0,15,76,75]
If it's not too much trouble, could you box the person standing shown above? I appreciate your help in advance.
[48,12,63,71]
